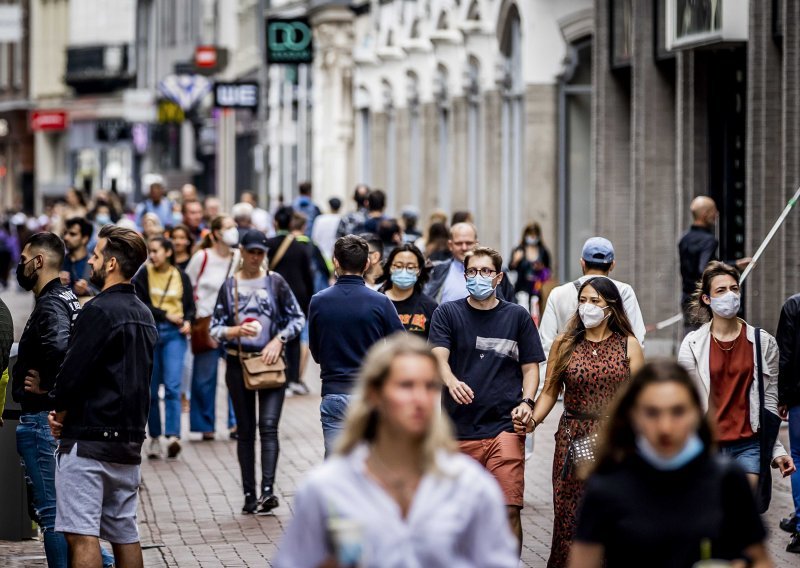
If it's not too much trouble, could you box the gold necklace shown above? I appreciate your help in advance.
[712,333,739,352]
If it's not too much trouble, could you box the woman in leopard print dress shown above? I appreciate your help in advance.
[530,277,644,568]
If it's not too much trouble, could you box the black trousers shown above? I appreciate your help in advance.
[225,355,285,497]
[284,337,301,385]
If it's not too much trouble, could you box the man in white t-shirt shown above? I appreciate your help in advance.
[539,237,646,369]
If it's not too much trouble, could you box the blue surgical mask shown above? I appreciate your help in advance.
[95,214,111,226]
[466,274,496,301]
[636,433,703,471]
[390,269,418,290]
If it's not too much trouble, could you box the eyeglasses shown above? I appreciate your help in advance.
[390,263,419,272]
[465,267,497,278]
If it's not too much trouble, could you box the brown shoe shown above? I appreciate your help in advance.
[202,432,215,441]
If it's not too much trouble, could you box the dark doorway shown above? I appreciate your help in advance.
[707,48,747,263]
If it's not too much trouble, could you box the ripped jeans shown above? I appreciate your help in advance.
[17,412,114,567]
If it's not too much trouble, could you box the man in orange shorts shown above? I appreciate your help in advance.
[430,246,544,551]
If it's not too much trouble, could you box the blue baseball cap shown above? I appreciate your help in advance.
[582,237,615,263]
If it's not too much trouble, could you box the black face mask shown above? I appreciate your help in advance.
[15,257,39,291]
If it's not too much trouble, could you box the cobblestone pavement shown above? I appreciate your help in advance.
[0,287,797,566]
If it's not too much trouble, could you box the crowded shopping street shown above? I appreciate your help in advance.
[4,1,800,567]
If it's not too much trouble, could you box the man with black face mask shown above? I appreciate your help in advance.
[11,232,87,567]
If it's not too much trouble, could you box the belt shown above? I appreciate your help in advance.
[226,348,262,358]
[563,409,605,421]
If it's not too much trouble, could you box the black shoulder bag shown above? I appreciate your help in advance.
[754,327,782,513]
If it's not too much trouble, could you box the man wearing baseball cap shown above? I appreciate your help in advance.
[538,237,645,367]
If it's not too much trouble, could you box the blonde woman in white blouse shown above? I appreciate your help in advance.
[275,334,518,568]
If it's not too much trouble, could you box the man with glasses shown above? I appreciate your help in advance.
[424,222,515,303]
[429,246,544,552]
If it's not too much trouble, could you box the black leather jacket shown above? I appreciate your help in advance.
[12,278,81,414]
[424,259,515,303]
[51,283,157,444]
[777,293,800,407]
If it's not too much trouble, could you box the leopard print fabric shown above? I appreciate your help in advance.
[547,332,631,568]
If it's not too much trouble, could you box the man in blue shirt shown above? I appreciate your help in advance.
[308,235,404,456]
[135,176,173,229]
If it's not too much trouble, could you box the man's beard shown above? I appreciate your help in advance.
[90,264,106,289]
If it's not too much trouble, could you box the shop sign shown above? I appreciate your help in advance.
[96,120,132,143]
[30,111,68,132]
[267,18,313,64]
[157,100,185,124]
[195,46,218,68]
[214,82,259,110]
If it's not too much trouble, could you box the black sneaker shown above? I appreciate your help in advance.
[788,532,800,554]
[781,513,798,533]
[242,494,257,514]
[256,493,279,515]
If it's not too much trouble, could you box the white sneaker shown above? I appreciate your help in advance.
[146,438,163,459]
[166,436,181,459]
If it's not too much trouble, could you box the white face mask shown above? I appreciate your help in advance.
[578,303,610,329]
[221,227,240,247]
[708,290,740,319]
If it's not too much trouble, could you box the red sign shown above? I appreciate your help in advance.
[30,111,68,131]
[195,46,218,68]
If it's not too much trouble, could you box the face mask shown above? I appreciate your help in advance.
[636,433,703,471]
[221,227,240,247]
[524,236,539,246]
[15,257,39,291]
[578,303,610,329]
[95,214,111,226]
[172,211,183,225]
[390,269,418,290]
[466,275,496,301]
[90,261,107,289]
[709,291,740,319]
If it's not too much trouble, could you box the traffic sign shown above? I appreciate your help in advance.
[30,111,68,132]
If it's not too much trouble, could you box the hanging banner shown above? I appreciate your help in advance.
[158,74,212,111]
[266,17,313,64]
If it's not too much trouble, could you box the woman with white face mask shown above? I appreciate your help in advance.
[378,244,438,338]
[184,215,241,440]
[528,276,644,568]
[569,360,772,568]
[678,261,795,491]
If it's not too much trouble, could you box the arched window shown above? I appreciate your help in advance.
[465,57,482,225]
[435,65,451,212]
[355,86,372,185]
[382,80,396,213]
[407,72,422,207]
[498,4,523,257]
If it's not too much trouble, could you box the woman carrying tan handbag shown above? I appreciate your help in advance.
[210,229,305,516]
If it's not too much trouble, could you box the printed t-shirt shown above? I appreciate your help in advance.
[391,291,438,337]
[428,298,545,440]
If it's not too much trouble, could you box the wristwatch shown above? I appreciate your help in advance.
[521,397,535,409]
[278,333,288,344]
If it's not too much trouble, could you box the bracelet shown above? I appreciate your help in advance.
[529,416,539,429]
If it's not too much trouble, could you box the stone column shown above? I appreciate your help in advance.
[310,5,355,204]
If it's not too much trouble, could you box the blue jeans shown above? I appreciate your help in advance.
[320,394,352,458]
[149,323,187,438]
[789,405,800,531]
[719,436,761,475]
[17,412,68,567]
[190,348,222,433]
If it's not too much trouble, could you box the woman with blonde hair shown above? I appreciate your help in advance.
[275,334,518,568]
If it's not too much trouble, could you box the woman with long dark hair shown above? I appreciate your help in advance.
[569,360,772,567]
[508,222,551,310]
[133,237,195,459]
[529,276,644,568]
[378,243,438,338]
[167,224,194,271]
[678,261,794,487]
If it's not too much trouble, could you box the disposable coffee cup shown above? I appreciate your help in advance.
[328,518,364,567]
